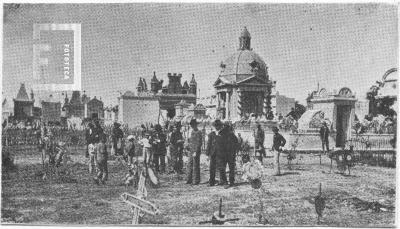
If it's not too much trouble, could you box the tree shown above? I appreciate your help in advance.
[366,83,396,118]
[294,101,306,119]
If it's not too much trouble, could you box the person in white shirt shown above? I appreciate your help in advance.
[139,132,153,165]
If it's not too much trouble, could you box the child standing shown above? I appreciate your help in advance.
[88,143,96,174]
[139,132,153,166]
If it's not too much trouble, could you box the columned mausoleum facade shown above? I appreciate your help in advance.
[214,27,274,121]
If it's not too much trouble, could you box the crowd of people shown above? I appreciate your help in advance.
[80,118,245,187]
[34,117,288,187]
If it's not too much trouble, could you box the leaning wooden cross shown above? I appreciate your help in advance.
[121,172,160,224]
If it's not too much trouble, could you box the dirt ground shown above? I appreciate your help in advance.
[1,146,396,226]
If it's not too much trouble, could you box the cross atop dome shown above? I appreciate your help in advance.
[239,27,251,50]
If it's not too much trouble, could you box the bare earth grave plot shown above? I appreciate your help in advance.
[1,146,395,226]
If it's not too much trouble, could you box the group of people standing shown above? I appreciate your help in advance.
[109,121,185,176]
[84,117,289,187]
[205,119,239,187]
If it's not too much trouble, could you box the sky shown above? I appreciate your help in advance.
[2,3,398,108]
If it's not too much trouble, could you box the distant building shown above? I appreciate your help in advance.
[187,104,207,120]
[13,83,34,121]
[86,96,104,120]
[303,87,357,147]
[119,71,197,127]
[2,98,13,125]
[174,100,191,120]
[118,92,160,128]
[62,91,104,120]
[41,94,61,124]
[104,105,119,126]
[63,91,85,118]
[198,95,217,119]
[271,91,296,118]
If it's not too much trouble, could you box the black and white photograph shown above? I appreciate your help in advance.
[1,2,398,226]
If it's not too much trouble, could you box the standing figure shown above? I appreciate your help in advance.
[139,132,153,166]
[254,123,265,162]
[93,120,104,144]
[319,121,330,154]
[185,119,203,185]
[169,122,184,174]
[88,143,96,174]
[90,120,104,174]
[85,123,95,170]
[112,122,124,156]
[125,135,136,165]
[140,124,147,138]
[215,121,238,187]
[153,124,167,174]
[272,127,286,176]
[94,133,108,185]
[206,121,218,186]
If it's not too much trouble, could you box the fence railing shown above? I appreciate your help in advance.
[1,128,143,147]
[346,134,395,151]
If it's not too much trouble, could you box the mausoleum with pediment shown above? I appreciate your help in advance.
[214,27,274,121]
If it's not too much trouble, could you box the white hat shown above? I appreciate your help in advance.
[127,135,134,140]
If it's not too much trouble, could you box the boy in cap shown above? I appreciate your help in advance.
[271,126,286,175]
[185,119,203,185]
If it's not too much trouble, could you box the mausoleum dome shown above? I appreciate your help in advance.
[219,27,268,83]
[220,49,267,78]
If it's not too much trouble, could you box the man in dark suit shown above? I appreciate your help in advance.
[215,121,238,187]
[319,121,330,154]
[272,126,286,176]
[206,121,218,186]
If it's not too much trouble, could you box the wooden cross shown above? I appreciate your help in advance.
[121,171,159,225]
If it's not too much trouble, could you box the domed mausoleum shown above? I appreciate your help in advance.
[214,27,274,120]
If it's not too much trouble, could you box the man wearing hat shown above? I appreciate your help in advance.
[152,124,167,174]
[185,118,203,185]
[169,122,184,174]
[271,126,286,176]
[112,122,124,156]
[319,121,330,154]
[218,121,238,187]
